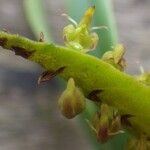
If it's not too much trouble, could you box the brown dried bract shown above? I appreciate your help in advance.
[38,66,66,84]
[11,46,35,58]
[2,28,9,33]
[88,89,103,102]
[39,32,45,42]
[0,38,7,47]
[121,114,133,127]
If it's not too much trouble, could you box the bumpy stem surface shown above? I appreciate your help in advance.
[0,31,150,138]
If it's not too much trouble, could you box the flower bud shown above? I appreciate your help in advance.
[90,104,109,143]
[109,115,121,134]
[102,44,126,71]
[90,104,123,143]
[58,78,86,119]
[96,104,110,143]
[79,5,95,28]
[63,24,76,43]
[135,71,150,86]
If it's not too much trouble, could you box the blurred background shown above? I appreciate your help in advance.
[0,0,150,150]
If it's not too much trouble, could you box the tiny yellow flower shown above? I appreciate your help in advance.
[62,6,104,53]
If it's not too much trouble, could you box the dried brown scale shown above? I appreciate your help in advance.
[0,38,7,47]
[121,114,133,127]
[88,89,103,102]
[38,66,66,84]
[2,29,9,33]
[39,32,44,42]
[11,46,35,59]
[147,137,150,141]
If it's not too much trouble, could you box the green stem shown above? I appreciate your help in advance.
[65,1,119,149]
[0,31,150,138]
[89,1,128,149]
[64,1,100,149]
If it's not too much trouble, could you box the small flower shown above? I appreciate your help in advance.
[135,71,150,86]
[88,104,123,143]
[89,104,110,143]
[62,6,106,53]
[102,44,126,71]
[58,78,86,119]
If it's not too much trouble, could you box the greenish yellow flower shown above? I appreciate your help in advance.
[102,44,126,71]
[62,6,104,53]
[88,104,123,143]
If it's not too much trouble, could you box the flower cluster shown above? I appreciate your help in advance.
[63,6,99,53]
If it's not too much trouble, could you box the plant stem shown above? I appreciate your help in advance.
[0,31,150,138]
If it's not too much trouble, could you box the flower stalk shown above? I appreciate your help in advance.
[0,31,150,141]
